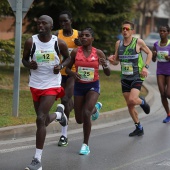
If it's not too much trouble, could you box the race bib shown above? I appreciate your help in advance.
[121,62,133,75]
[35,50,55,66]
[157,51,169,62]
[78,67,95,81]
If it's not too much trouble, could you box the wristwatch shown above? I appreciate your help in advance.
[59,64,64,70]
[145,64,149,69]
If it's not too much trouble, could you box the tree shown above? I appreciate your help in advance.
[135,0,160,38]
[25,0,138,54]
[0,40,14,65]
[0,0,13,18]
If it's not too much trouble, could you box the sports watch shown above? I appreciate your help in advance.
[59,64,64,70]
[145,64,149,69]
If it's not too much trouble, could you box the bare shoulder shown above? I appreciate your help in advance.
[116,40,121,45]
[137,38,145,47]
[137,38,151,53]
[24,37,33,49]
[115,40,121,49]
[70,48,78,59]
[58,37,67,47]
[96,48,104,55]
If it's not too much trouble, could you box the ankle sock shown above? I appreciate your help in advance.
[141,99,144,105]
[135,122,143,130]
[35,148,42,162]
[61,125,68,138]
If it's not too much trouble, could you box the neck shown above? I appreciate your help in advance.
[83,46,92,52]
[63,29,73,36]
[123,36,132,45]
[161,38,168,43]
[38,34,52,42]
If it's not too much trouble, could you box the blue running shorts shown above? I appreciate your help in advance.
[74,80,100,96]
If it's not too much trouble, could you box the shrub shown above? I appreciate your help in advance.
[0,40,14,65]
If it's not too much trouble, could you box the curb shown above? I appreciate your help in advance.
[0,77,158,141]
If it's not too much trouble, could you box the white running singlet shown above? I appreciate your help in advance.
[29,35,61,89]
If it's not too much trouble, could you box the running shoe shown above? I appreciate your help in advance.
[79,144,90,155]
[163,116,170,123]
[139,96,150,114]
[129,127,144,137]
[58,135,68,147]
[25,157,42,170]
[91,102,102,121]
[56,104,68,126]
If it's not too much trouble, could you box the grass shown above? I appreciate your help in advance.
[0,66,147,127]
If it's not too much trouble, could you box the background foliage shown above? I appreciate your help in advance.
[0,0,140,64]
[25,0,138,55]
[0,40,14,65]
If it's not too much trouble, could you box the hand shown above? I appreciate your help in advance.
[140,67,148,78]
[53,65,61,74]
[74,38,82,46]
[152,51,157,56]
[108,55,117,65]
[165,55,170,61]
[99,57,107,66]
[73,72,81,81]
[29,60,38,70]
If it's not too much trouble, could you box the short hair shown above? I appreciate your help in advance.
[59,10,72,19]
[81,27,94,37]
[159,25,170,32]
[39,15,53,25]
[122,20,134,30]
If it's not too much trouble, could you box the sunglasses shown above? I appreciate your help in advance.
[122,27,132,31]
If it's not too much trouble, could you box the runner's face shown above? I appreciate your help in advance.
[37,17,52,35]
[79,30,94,46]
[159,26,169,39]
[59,14,72,31]
[122,24,133,38]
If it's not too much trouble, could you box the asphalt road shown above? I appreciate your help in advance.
[0,98,169,170]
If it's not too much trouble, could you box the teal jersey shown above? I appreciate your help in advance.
[118,37,144,80]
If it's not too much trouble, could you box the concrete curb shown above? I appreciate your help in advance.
[0,77,158,141]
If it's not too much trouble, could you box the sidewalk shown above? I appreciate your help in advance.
[0,74,161,141]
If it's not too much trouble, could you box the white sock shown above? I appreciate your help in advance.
[34,148,42,162]
[55,104,65,120]
[61,125,68,138]
[55,112,62,120]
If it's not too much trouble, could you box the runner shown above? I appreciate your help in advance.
[22,15,70,170]
[108,20,152,137]
[66,27,110,155]
[55,10,81,147]
[152,25,170,123]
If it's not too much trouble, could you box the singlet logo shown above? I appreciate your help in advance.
[128,48,133,54]
[91,56,96,61]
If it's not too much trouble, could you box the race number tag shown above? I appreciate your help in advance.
[157,51,169,62]
[35,50,55,66]
[121,62,133,75]
[78,67,95,81]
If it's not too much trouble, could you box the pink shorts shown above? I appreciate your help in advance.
[30,87,65,102]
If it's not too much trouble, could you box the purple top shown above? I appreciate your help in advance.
[154,40,170,75]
